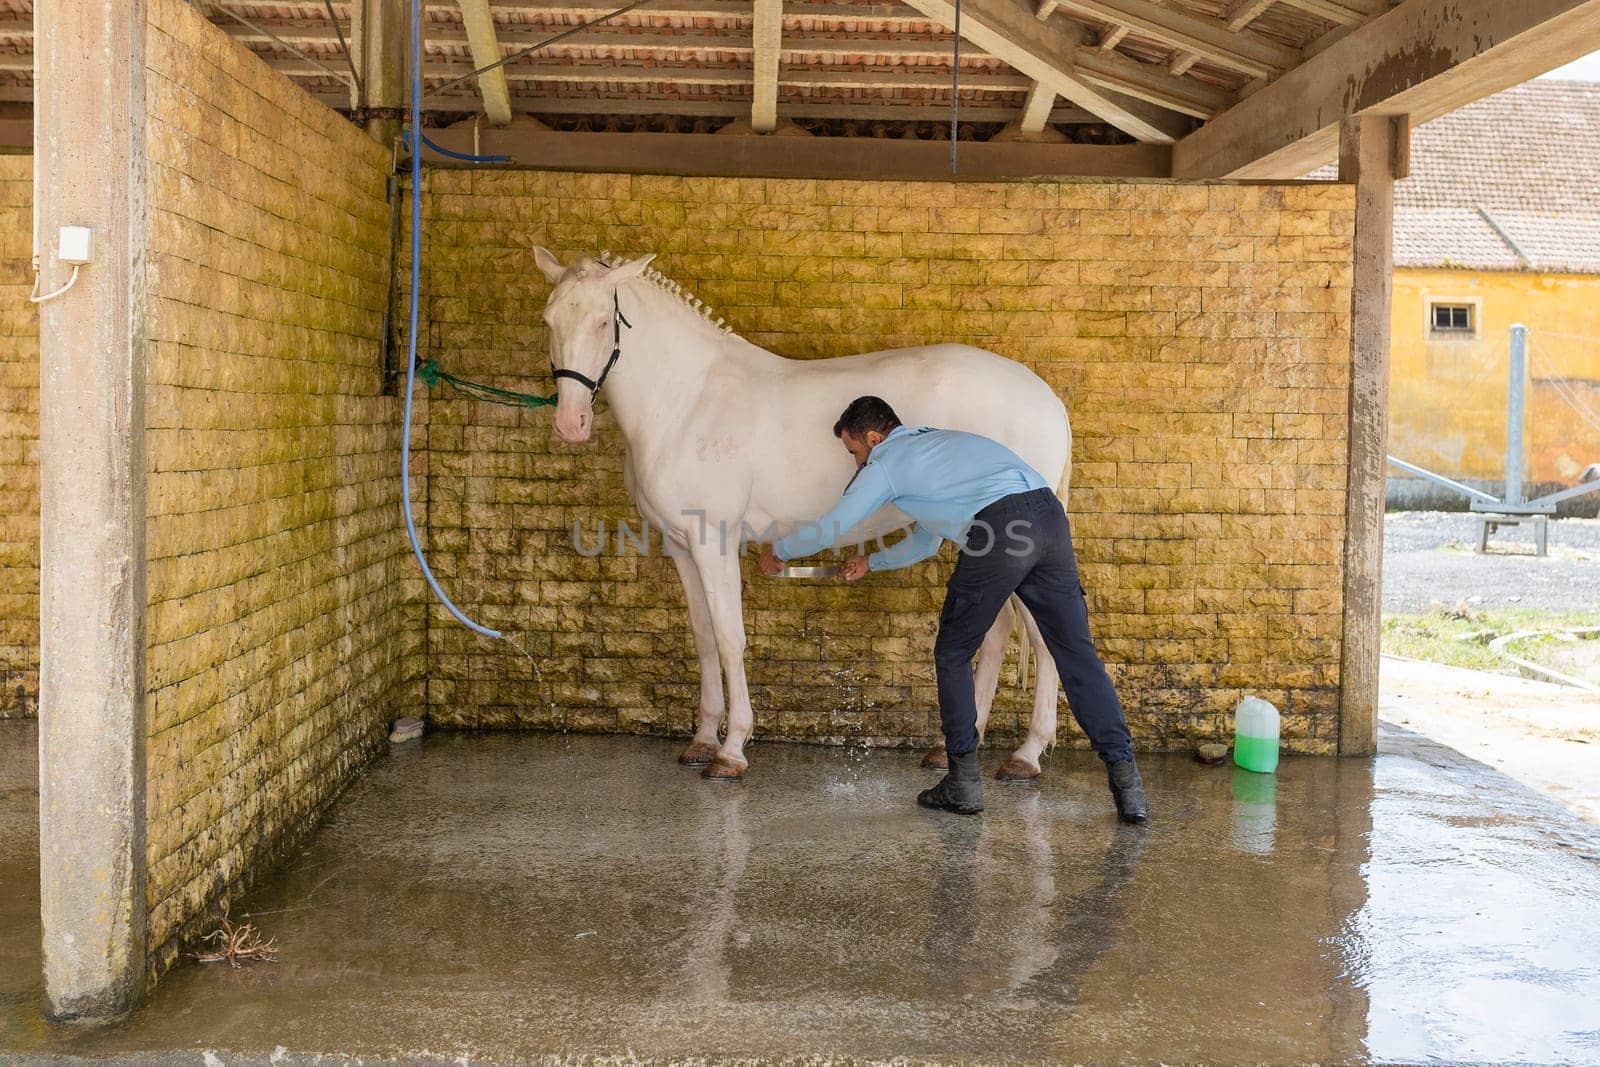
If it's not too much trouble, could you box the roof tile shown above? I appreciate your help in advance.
[1392,80,1600,274]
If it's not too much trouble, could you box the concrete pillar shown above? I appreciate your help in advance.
[1336,114,1405,758]
[356,0,409,145]
[34,0,150,1019]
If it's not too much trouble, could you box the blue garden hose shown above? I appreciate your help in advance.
[419,131,509,164]
[401,0,500,640]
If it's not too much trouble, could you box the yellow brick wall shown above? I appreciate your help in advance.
[420,171,1354,755]
[142,0,424,978]
[1530,375,1600,489]
[0,155,35,720]
[1390,267,1600,489]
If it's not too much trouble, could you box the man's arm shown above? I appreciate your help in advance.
[867,525,943,572]
[773,463,895,561]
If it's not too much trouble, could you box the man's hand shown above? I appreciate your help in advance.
[840,555,870,582]
[758,546,784,576]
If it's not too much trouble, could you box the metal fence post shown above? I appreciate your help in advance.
[1507,323,1527,506]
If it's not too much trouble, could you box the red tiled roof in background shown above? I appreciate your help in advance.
[1379,80,1600,275]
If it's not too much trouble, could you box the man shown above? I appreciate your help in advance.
[759,396,1149,824]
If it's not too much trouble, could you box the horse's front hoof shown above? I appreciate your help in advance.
[701,756,748,780]
[678,741,720,766]
[996,756,1041,782]
[920,745,948,770]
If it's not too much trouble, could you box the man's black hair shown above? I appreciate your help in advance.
[833,396,903,440]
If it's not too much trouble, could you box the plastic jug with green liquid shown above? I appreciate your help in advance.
[1233,696,1280,773]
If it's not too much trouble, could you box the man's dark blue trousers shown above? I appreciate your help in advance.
[933,487,1135,763]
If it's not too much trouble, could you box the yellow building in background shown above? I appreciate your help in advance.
[1384,81,1600,513]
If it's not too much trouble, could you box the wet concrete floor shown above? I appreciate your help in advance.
[4,719,1600,1065]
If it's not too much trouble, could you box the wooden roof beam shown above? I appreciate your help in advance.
[1019,82,1056,132]
[273,57,1038,92]
[1173,0,1600,178]
[302,89,1103,125]
[751,0,781,131]
[1278,0,1380,25]
[896,0,1184,142]
[437,0,940,23]
[419,124,1172,178]
[225,21,1004,60]
[356,0,407,131]
[1055,0,1300,77]
[455,0,513,125]
[1220,0,1276,32]
[1072,47,1235,118]
[1039,4,1135,58]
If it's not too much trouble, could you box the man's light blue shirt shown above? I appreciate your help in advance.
[774,426,1050,572]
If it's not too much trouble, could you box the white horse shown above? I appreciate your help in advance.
[535,248,1072,781]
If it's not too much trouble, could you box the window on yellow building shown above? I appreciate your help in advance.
[1429,302,1476,337]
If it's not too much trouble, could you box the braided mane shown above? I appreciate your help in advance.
[597,250,734,336]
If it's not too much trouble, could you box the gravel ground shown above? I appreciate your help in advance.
[1383,511,1600,613]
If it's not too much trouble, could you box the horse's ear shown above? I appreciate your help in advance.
[606,253,657,283]
[533,245,566,284]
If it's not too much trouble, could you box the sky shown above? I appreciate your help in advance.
[1540,50,1600,80]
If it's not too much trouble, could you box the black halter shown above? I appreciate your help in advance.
[551,290,632,397]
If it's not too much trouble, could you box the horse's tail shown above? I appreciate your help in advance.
[1009,455,1070,691]
[1009,595,1032,692]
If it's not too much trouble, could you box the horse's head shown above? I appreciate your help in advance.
[534,246,656,444]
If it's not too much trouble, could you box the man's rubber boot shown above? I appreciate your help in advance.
[918,750,984,814]
[1106,758,1150,825]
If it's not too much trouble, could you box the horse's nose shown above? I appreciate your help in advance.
[553,403,592,444]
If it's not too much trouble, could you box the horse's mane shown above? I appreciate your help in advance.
[597,250,734,336]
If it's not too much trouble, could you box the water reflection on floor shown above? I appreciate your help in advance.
[3,721,1599,1064]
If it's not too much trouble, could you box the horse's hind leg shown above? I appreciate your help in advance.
[921,599,1014,770]
[671,551,724,766]
[997,600,1057,782]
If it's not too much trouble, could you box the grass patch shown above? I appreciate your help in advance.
[1382,606,1600,672]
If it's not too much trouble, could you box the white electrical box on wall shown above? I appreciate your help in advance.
[58,226,93,265]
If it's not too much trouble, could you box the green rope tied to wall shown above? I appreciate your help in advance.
[416,359,557,410]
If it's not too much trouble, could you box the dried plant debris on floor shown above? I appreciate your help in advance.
[192,917,278,968]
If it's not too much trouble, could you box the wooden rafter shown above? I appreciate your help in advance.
[1220,0,1277,32]
[1055,0,1300,78]
[751,0,780,131]
[455,0,512,125]
[419,124,1173,179]
[896,0,1183,142]
[428,0,938,22]
[223,21,1002,60]
[271,57,1037,92]
[1073,47,1234,118]
[298,90,1104,125]
[1278,0,1373,24]
[1019,82,1056,132]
